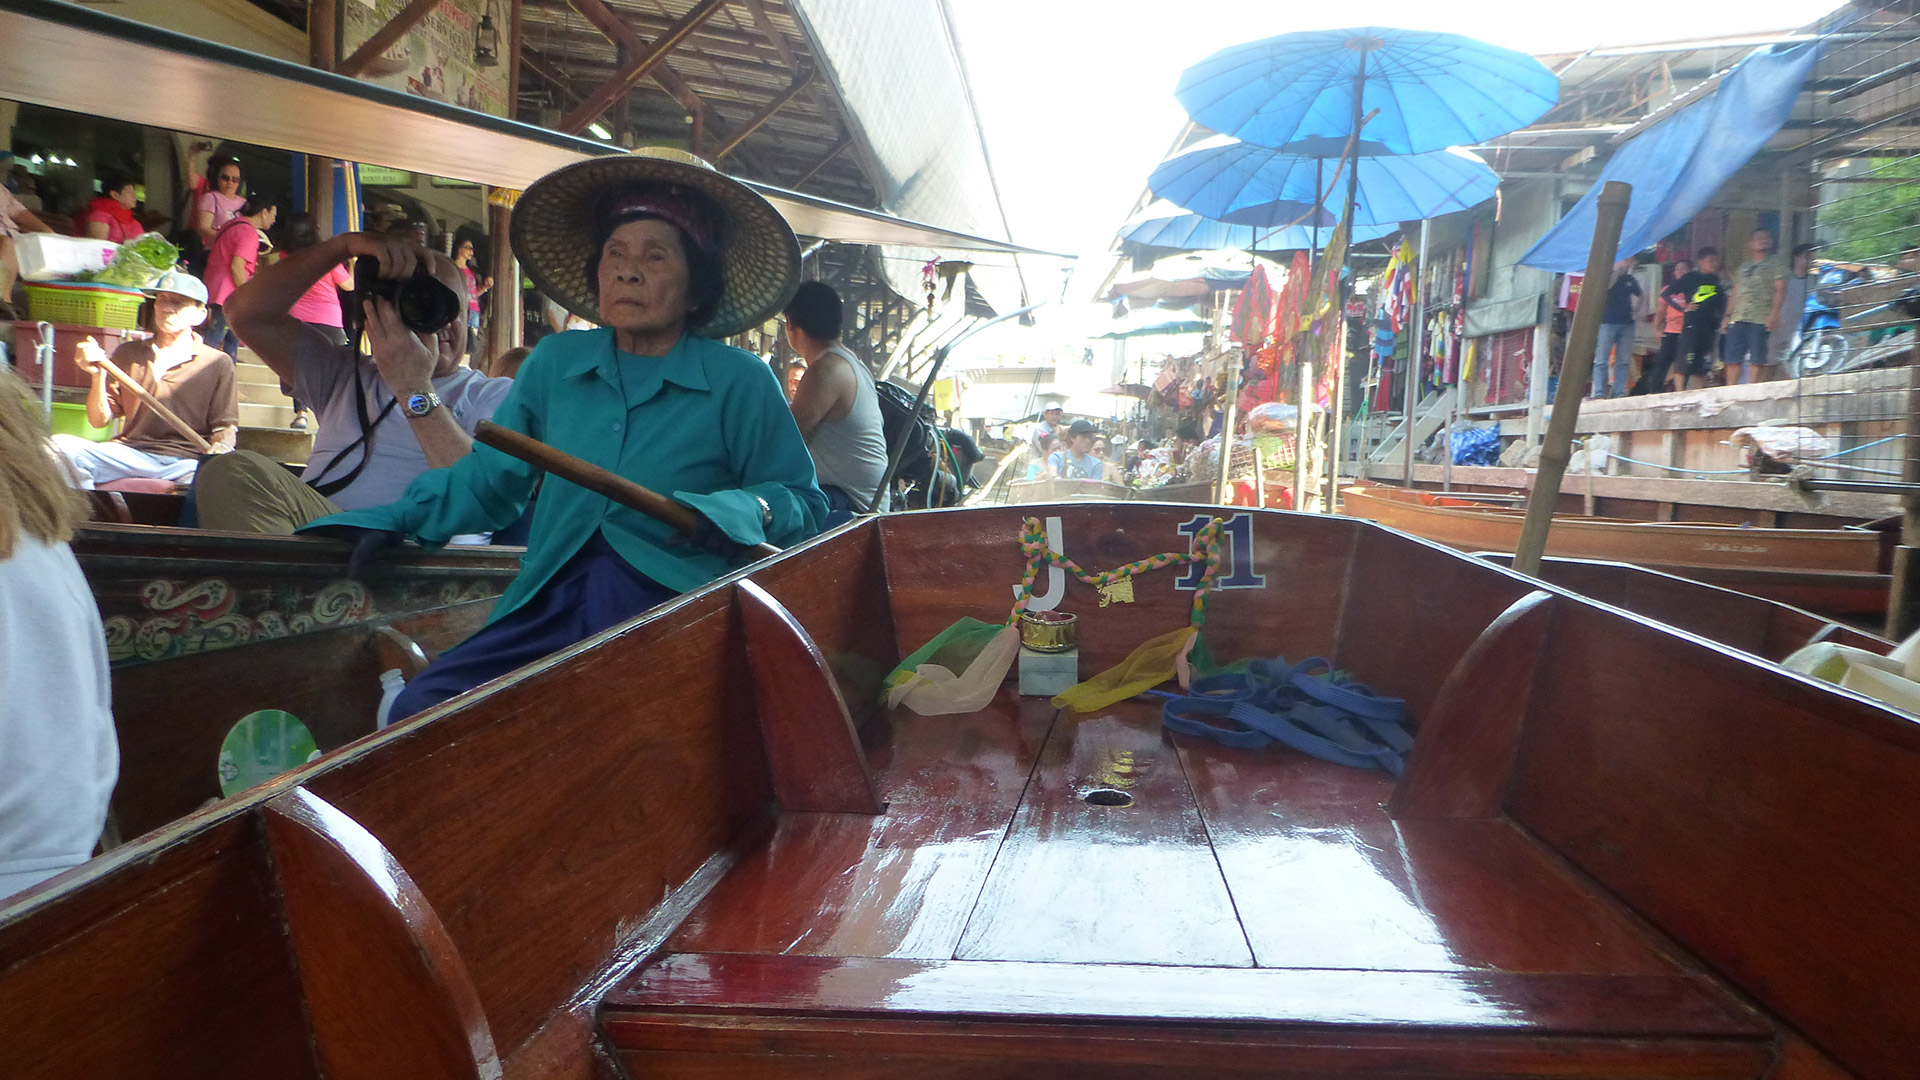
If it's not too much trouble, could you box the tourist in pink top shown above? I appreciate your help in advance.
[202,193,279,360]
[194,157,244,248]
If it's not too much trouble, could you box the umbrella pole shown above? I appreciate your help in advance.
[1513,181,1632,577]
[1403,218,1429,488]
[1215,351,1242,506]
[1295,359,1313,511]
[1327,52,1367,510]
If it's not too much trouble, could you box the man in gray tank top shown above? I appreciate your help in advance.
[784,282,889,512]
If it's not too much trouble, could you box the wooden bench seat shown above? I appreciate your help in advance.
[603,698,1775,1079]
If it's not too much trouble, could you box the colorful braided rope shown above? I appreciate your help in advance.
[1008,516,1228,627]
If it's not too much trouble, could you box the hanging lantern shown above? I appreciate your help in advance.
[474,1,502,67]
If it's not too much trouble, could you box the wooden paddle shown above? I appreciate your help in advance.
[79,340,215,455]
[473,420,781,560]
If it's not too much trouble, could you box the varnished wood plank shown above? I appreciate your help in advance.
[1767,1037,1862,1080]
[0,818,320,1079]
[607,952,1770,1038]
[1391,589,1556,819]
[1173,734,1683,976]
[263,787,500,1080]
[743,519,899,729]
[1336,528,1535,724]
[735,579,882,813]
[955,701,1252,967]
[305,589,770,1057]
[1509,602,1920,1080]
[669,695,1054,960]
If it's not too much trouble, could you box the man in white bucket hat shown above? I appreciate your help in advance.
[52,269,239,490]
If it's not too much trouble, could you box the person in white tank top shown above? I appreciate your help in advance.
[784,282,890,513]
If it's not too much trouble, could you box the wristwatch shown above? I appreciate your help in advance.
[753,494,773,528]
[404,391,442,419]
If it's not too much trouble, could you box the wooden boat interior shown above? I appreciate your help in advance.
[73,524,520,842]
[7,504,1915,1079]
[1476,553,1892,661]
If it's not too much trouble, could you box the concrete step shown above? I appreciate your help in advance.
[236,425,311,464]
[240,401,304,428]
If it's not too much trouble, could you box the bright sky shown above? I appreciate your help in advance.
[946,0,1848,312]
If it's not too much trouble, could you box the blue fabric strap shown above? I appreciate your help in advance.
[1154,656,1413,776]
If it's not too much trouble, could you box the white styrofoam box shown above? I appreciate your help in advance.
[1018,646,1080,698]
[15,234,120,282]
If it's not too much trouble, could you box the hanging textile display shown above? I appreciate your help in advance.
[1232,264,1277,346]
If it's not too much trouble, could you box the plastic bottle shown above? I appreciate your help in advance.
[376,669,406,730]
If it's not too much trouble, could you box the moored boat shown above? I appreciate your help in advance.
[72,524,519,842]
[1341,483,1891,616]
[4,503,1914,1079]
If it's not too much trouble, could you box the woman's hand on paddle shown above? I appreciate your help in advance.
[682,513,749,560]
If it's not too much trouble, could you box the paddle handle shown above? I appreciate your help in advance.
[90,348,215,455]
[473,421,780,560]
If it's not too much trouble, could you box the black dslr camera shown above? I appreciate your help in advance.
[350,255,461,334]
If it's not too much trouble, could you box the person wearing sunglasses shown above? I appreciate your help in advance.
[193,157,244,249]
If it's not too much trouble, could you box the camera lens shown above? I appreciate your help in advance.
[396,277,460,333]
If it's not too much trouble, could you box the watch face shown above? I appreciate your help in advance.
[407,393,434,417]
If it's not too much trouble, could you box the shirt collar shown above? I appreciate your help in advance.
[562,329,711,402]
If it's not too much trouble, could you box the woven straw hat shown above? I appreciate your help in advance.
[510,147,800,339]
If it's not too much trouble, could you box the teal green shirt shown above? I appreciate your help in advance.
[302,329,826,623]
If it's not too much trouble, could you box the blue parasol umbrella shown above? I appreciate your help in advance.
[1149,136,1499,228]
[1119,199,1398,252]
[1176,27,1558,156]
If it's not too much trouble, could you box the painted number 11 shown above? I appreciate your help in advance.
[1177,513,1265,591]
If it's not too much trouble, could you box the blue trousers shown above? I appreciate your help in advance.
[1590,321,1635,398]
[388,533,677,723]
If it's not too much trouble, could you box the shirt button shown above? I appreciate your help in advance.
[612,421,623,432]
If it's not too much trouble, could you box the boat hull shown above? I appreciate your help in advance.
[5,505,1914,1080]
[1340,485,1889,616]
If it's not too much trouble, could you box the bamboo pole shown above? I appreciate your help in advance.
[1403,219,1429,488]
[474,421,779,559]
[1512,181,1632,578]
[1295,358,1313,510]
[1885,352,1920,637]
[1214,351,1242,506]
[90,350,214,455]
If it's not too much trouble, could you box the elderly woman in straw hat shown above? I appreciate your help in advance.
[305,148,827,724]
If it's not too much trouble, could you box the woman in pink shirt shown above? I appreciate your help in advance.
[202,192,278,359]
[193,157,244,247]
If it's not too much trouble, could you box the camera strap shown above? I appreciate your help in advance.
[306,337,399,499]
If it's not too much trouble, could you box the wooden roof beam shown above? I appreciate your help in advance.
[712,64,814,160]
[338,0,441,78]
[562,0,724,139]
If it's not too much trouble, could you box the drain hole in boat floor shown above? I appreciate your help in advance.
[1083,788,1132,808]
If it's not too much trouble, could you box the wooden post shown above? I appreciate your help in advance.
[306,0,337,237]
[1294,358,1313,512]
[1513,181,1632,578]
[1214,350,1242,506]
[1403,218,1430,488]
[1885,353,1920,638]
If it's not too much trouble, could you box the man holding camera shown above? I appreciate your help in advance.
[194,231,511,534]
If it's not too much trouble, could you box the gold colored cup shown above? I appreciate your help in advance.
[1019,610,1078,653]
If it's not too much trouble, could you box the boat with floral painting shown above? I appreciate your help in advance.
[6,502,1916,1079]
